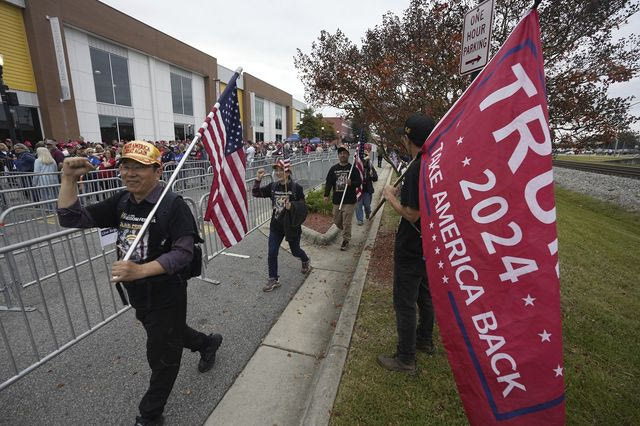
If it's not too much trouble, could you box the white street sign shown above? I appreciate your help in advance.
[460,0,495,76]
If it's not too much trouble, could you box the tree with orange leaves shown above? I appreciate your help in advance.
[295,0,639,159]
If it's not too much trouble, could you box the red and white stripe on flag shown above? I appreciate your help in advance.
[419,10,564,425]
[200,79,248,248]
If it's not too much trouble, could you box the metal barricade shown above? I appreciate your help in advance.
[0,156,338,391]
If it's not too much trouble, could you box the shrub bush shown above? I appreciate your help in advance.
[306,186,332,215]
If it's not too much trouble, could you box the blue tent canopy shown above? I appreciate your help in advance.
[285,133,301,142]
[309,137,322,144]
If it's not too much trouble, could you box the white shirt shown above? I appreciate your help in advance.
[246,146,256,162]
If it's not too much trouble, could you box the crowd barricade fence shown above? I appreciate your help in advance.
[0,153,337,391]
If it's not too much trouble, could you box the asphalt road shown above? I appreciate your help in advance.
[0,154,337,425]
[0,228,311,425]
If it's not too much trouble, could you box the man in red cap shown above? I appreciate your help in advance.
[57,141,222,426]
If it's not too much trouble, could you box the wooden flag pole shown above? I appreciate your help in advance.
[368,157,416,220]
[338,154,356,211]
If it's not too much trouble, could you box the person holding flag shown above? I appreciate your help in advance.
[56,141,223,426]
[323,146,362,250]
[378,113,436,374]
[253,156,311,292]
[355,144,378,226]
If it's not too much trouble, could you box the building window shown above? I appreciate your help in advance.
[275,105,282,130]
[174,123,194,141]
[275,134,282,142]
[254,98,264,128]
[171,73,193,116]
[90,48,132,106]
[0,106,43,142]
[255,131,264,142]
[99,115,135,143]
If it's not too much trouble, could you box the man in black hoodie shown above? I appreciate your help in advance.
[377,113,436,375]
[253,159,310,292]
[324,147,362,250]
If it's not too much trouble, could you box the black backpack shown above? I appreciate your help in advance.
[116,190,204,278]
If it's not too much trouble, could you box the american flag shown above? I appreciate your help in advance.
[200,73,247,248]
[282,149,291,173]
[354,139,365,201]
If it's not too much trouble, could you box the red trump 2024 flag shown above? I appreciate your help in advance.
[419,10,564,425]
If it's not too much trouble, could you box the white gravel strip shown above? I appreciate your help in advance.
[553,167,640,213]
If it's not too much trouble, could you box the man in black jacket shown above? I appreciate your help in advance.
[253,159,310,292]
[57,141,222,426]
[324,147,362,250]
[378,113,436,375]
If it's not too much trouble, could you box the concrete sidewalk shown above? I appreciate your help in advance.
[205,164,392,426]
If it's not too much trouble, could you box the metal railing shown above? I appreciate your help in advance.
[0,152,337,391]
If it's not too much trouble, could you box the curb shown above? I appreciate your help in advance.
[300,166,393,426]
[301,224,340,245]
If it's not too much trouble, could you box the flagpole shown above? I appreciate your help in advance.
[368,157,416,220]
[114,67,243,304]
[338,152,356,211]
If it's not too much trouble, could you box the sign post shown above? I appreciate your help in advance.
[460,0,495,76]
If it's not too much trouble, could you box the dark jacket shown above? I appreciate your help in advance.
[252,178,307,241]
[362,159,378,194]
[14,151,36,172]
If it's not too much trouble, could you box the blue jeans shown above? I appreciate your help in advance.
[355,192,373,223]
[268,226,309,279]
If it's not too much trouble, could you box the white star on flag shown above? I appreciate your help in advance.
[462,157,471,167]
[431,234,437,241]
[523,294,536,306]
[539,330,552,342]
[456,136,463,145]
[442,275,449,284]
[437,261,444,269]
[429,222,434,229]
[435,247,441,254]
[554,365,563,377]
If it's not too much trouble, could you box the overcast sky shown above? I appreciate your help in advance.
[100,0,639,129]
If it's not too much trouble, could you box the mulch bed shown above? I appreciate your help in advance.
[369,230,396,284]
[304,212,334,234]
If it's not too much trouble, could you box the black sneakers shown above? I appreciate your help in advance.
[416,341,435,355]
[198,333,223,373]
[301,260,312,274]
[134,415,164,426]
[377,354,417,374]
[263,278,281,292]
[340,240,349,251]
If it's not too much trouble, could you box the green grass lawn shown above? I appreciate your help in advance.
[555,154,638,166]
[330,188,640,425]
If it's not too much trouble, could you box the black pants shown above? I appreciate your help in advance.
[393,259,434,364]
[134,284,208,420]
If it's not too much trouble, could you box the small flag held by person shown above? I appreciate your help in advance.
[282,149,291,173]
[200,72,248,248]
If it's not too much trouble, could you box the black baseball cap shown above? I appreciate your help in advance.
[402,113,435,147]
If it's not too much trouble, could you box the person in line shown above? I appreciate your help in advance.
[253,159,311,292]
[57,141,223,426]
[46,140,65,169]
[378,113,436,374]
[245,140,256,166]
[355,147,378,226]
[33,147,59,203]
[324,147,362,250]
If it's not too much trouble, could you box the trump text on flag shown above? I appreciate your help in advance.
[421,10,564,425]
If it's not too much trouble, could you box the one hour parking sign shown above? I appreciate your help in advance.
[460,0,495,76]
